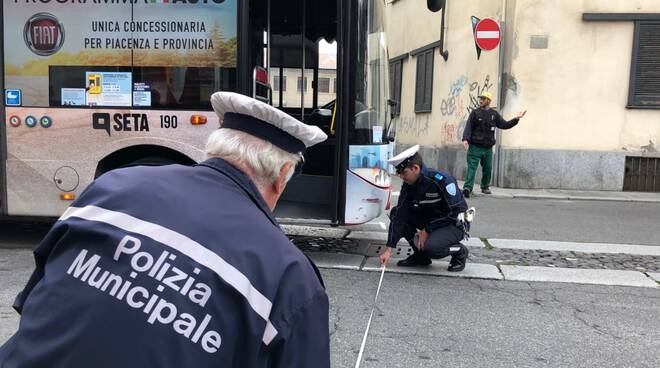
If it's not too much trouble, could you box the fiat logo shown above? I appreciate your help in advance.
[23,13,65,56]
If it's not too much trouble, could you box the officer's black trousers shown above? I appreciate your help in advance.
[397,221,465,259]
[390,206,465,259]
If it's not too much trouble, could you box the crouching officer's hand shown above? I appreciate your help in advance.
[379,247,393,266]
[418,229,429,250]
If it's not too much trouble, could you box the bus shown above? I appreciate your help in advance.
[0,0,393,225]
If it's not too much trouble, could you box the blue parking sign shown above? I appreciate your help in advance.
[5,89,21,106]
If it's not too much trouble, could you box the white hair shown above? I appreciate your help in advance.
[205,128,300,191]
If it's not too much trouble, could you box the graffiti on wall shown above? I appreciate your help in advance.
[396,74,495,145]
[440,75,467,117]
[440,75,493,118]
[398,114,430,138]
[437,120,468,145]
[437,74,493,144]
[467,75,493,113]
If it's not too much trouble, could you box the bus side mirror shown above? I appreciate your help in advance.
[427,0,445,12]
[387,99,398,119]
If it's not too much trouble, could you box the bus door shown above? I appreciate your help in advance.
[250,0,339,222]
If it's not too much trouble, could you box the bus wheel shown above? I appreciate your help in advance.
[95,145,196,178]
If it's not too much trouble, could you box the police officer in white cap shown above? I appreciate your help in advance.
[379,145,470,271]
[0,92,330,367]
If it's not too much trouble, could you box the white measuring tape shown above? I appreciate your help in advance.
[354,264,387,368]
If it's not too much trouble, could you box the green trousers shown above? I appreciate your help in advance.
[464,145,493,191]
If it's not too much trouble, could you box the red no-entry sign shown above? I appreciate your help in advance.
[474,18,501,51]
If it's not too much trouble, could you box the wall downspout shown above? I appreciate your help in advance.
[439,1,449,61]
[494,0,507,187]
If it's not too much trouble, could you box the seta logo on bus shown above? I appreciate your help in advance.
[93,113,150,137]
[13,1,226,4]
[23,13,65,56]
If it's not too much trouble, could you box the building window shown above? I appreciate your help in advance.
[297,77,308,92]
[333,78,337,93]
[414,49,434,113]
[318,77,330,93]
[389,59,403,116]
[273,76,286,92]
[629,21,660,108]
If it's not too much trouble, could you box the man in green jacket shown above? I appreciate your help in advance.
[461,91,526,197]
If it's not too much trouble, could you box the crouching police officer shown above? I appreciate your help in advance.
[379,145,470,272]
[0,92,330,368]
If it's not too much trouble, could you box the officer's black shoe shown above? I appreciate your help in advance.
[397,252,432,267]
[462,188,471,198]
[448,245,469,272]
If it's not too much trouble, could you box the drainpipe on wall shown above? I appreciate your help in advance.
[439,1,449,61]
[494,0,507,187]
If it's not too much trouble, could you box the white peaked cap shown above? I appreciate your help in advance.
[211,92,327,154]
[387,145,420,168]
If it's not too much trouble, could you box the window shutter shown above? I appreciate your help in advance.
[395,61,402,115]
[389,62,395,100]
[415,50,434,112]
[423,50,434,111]
[415,54,426,111]
[630,21,660,107]
[389,60,403,116]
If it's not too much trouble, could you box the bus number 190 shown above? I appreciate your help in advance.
[160,115,178,129]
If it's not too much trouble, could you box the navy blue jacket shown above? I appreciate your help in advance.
[0,158,329,368]
[387,166,467,247]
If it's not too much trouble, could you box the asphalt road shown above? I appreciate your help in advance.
[1,248,658,367]
[375,194,660,246]
[382,175,660,246]
[325,268,660,368]
[0,220,52,249]
[465,196,660,246]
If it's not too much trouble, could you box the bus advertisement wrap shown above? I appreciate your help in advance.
[3,1,237,106]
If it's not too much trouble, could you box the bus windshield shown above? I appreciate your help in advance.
[351,0,390,145]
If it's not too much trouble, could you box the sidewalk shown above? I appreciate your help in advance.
[284,225,660,289]
[280,177,660,288]
[390,176,660,203]
[301,244,659,289]
[460,181,660,203]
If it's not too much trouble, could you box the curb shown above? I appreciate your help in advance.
[289,226,660,288]
[449,180,660,204]
[487,238,660,257]
[284,225,660,257]
[305,252,659,289]
[448,191,660,204]
[505,193,660,203]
